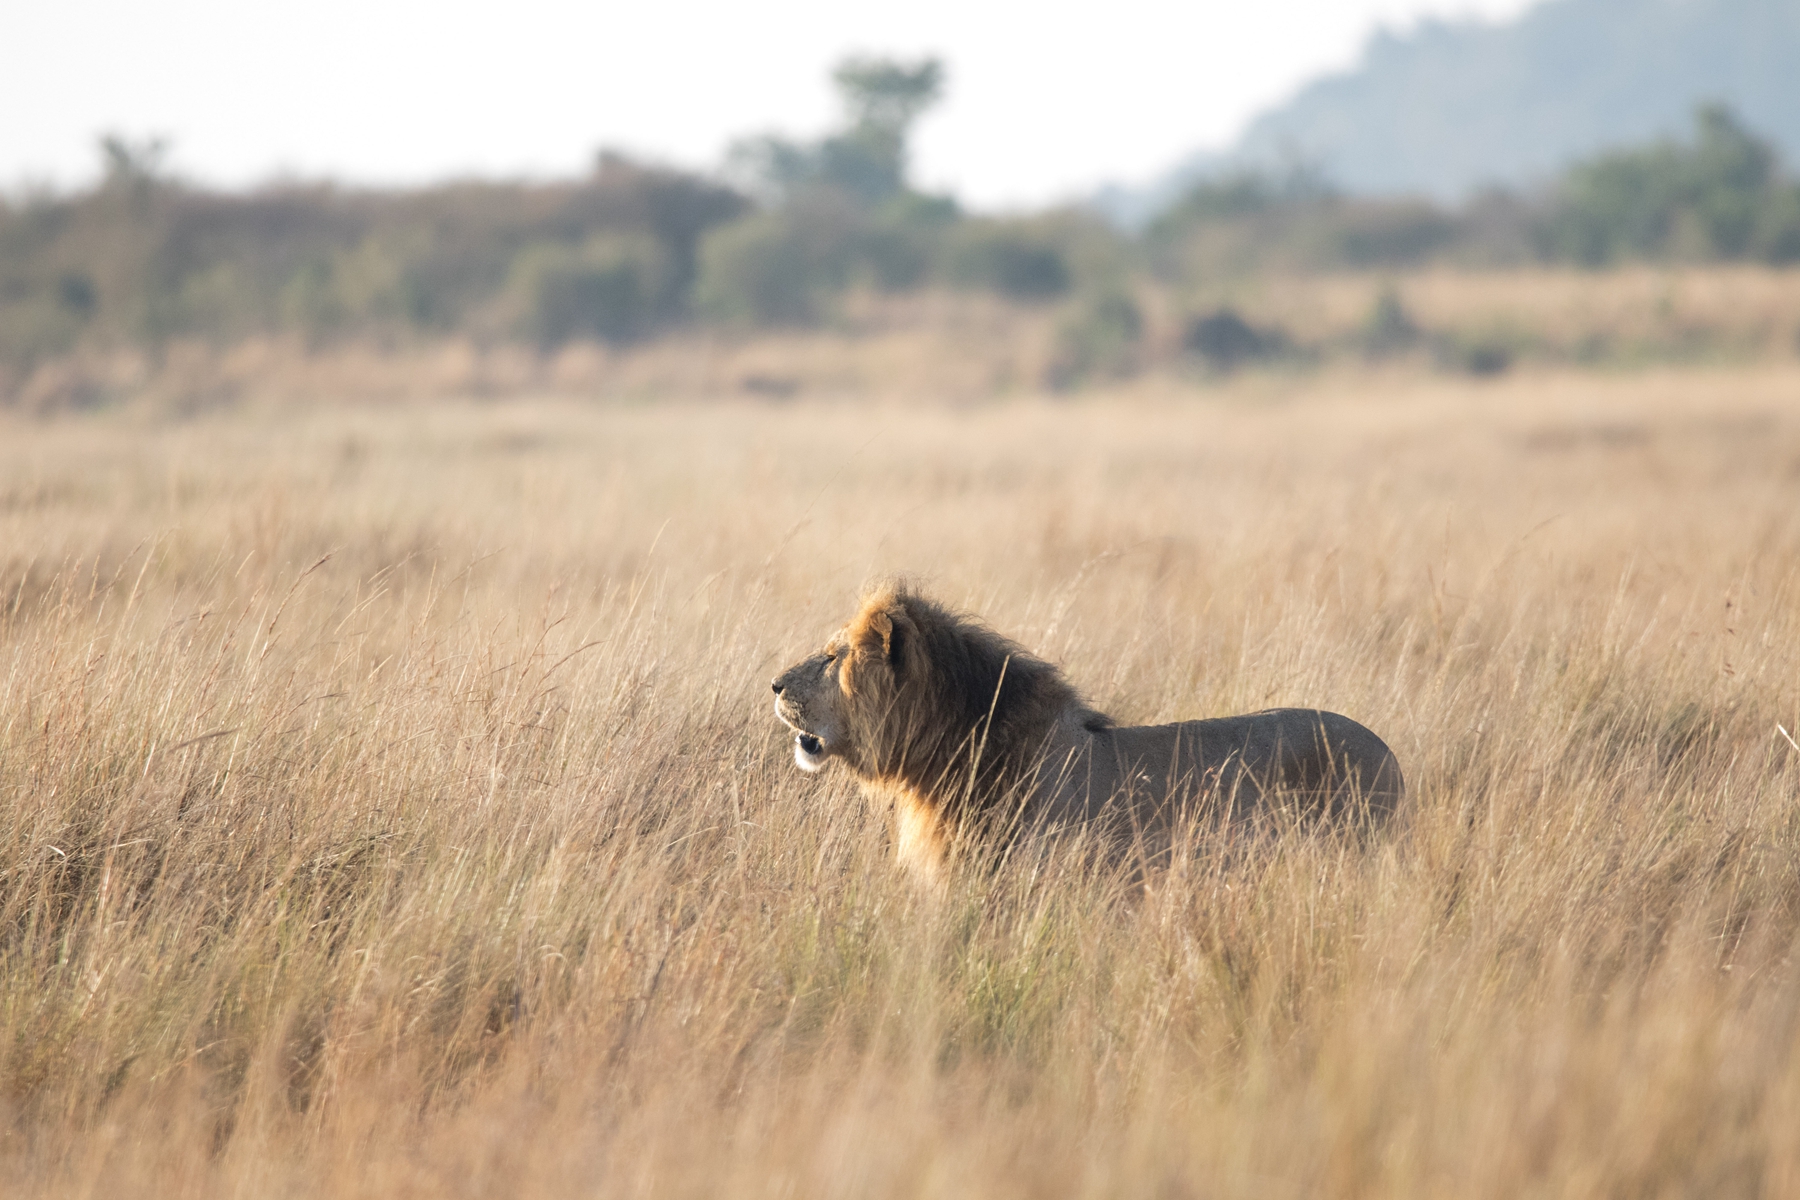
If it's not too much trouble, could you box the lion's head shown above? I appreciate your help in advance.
[771,584,1105,800]
[770,583,919,777]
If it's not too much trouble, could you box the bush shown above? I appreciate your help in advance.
[508,235,667,348]
[279,237,413,342]
[695,203,859,327]
[945,223,1071,301]
[1183,308,1286,371]
[1753,186,1800,264]
[1360,286,1423,358]
[695,214,814,325]
[853,193,959,292]
[1438,332,1516,377]
[1332,202,1459,266]
[1148,186,1469,278]
[1046,289,1145,389]
[56,273,97,318]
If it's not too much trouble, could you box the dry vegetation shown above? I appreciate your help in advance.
[13,265,1800,413]
[3,355,1800,1197]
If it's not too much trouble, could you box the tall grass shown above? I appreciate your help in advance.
[3,364,1799,1196]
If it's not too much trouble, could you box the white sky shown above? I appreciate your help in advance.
[4,0,1535,209]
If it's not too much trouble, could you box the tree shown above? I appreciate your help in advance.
[833,57,944,137]
[1545,104,1786,263]
[729,56,945,207]
[99,134,171,188]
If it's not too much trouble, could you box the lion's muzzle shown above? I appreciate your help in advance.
[771,683,830,773]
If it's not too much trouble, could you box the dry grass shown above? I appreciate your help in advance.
[12,266,1800,413]
[1240,265,1800,360]
[3,360,1800,1197]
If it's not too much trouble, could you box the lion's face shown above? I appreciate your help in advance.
[772,605,907,774]
[771,642,849,772]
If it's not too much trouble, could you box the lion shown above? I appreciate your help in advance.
[771,583,1403,885]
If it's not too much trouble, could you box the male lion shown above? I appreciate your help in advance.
[771,584,1403,885]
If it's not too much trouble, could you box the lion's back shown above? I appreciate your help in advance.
[1082,707,1402,825]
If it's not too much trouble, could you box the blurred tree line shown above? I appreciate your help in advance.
[0,56,1122,372]
[5,67,1800,380]
[1145,105,1800,278]
[0,139,748,369]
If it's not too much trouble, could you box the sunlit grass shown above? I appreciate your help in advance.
[2,361,1799,1196]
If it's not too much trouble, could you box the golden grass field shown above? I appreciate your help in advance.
[3,351,1800,1196]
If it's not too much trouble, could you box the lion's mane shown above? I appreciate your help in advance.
[836,582,1109,819]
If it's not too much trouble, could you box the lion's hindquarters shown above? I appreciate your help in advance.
[1288,709,1405,823]
[1106,710,1402,827]
[1249,708,1403,824]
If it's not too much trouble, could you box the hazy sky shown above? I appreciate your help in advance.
[6,0,1534,208]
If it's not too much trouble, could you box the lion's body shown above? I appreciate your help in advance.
[772,585,1403,885]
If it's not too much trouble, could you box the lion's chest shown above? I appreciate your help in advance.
[866,781,950,887]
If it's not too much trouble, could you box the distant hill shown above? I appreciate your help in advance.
[1106,0,1800,218]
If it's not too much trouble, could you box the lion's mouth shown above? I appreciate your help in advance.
[791,730,828,771]
[775,699,829,772]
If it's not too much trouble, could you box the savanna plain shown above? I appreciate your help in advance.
[3,352,1800,1197]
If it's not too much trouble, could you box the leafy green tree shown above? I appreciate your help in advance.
[834,57,945,134]
[823,57,945,205]
[1546,104,1787,263]
[728,56,944,208]
[701,57,952,324]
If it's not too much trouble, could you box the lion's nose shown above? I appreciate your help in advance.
[771,678,784,695]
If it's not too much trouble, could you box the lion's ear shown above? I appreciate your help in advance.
[855,606,912,668]
[859,609,894,658]
[882,607,917,670]
[854,600,917,670]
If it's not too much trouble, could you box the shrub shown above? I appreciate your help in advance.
[695,204,856,327]
[1047,289,1144,389]
[1332,202,1459,266]
[853,193,960,292]
[855,223,934,291]
[279,236,413,342]
[945,223,1071,301]
[55,273,97,318]
[508,234,667,348]
[1753,186,1800,264]
[1360,285,1423,358]
[1438,332,1516,376]
[1183,307,1286,370]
